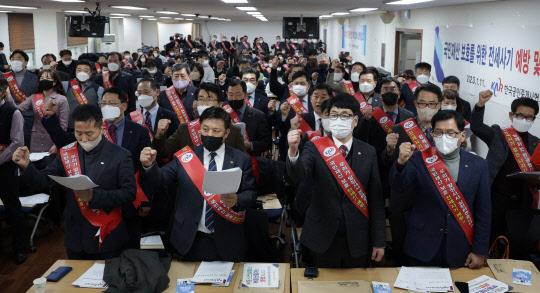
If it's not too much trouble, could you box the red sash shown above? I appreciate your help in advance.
[122,59,130,66]
[95,63,102,73]
[256,43,262,51]
[371,108,395,134]
[70,79,89,105]
[296,115,314,133]
[245,99,253,108]
[287,95,309,115]
[400,118,431,151]
[275,43,280,50]
[400,80,419,107]
[242,41,250,50]
[101,121,113,142]
[421,147,474,245]
[59,142,122,248]
[102,71,114,89]
[129,110,154,140]
[343,81,355,95]
[221,41,231,54]
[353,92,369,115]
[3,72,28,103]
[312,137,369,219]
[33,93,47,119]
[501,126,540,209]
[197,41,202,46]
[291,43,297,51]
[186,39,193,49]
[175,146,245,223]
[283,64,289,71]
[165,86,191,123]
[188,119,202,146]
[306,130,322,141]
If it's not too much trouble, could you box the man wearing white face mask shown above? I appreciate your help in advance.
[137,59,166,87]
[64,60,104,130]
[390,110,491,269]
[157,63,197,122]
[400,62,433,115]
[13,104,137,260]
[95,52,137,113]
[57,49,78,79]
[471,91,539,257]
[358,69,382,109]
[240,68,269,115]
[287,93,386,268]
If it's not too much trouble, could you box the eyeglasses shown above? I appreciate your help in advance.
[513,113,536,122]
[329,113,354,120]
[416,101,440,109]
[227,92,245,98]
[381,87,399,93]
[431,130,463,138]
[100,101,123,107]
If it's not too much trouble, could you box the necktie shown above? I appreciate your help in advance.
[339,145,348,158]
[109,124,117,144]
[386,111,395,123]
[318,118,323,132]
[204,152,217,232]
[426,127,433,144]
[144,111,153,132]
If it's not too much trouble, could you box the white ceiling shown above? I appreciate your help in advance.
[1,0,501,21]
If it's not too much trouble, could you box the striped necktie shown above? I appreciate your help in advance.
[204,152,217,232]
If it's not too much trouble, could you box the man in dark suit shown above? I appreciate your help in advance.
[95,52,137,113]
[13,104,136,260]
[471,91,539,259]
[158,63,197,122]
[153,82,246,161]
[255,37,269,55]
[2,49,38,147]
[390,110,491,268]
[39,53,71,81]
[442,76,472,121]
[0,42,8,72]
[290,83,332,133]
[225,79,272,156]
[287,93,386,268]
[56,49,79,79]
[271,36,285,56]
[240,68,269,115]
[400,62,435,115]
[358,69,382,109]
[140,107,256,261]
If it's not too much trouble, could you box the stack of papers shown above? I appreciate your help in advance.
[19,193,50,205]
[191,261,234,285]
[468,275,509,293]
[140,235,164,249]
[49,174,99,190]
[202,168,242,195]
[29,152,50,162]
[394,267,453,292]
[241,263,280,288]
[72,263,108,289]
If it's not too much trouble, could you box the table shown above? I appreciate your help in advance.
[27,260,291,293]
[290,266,495,293]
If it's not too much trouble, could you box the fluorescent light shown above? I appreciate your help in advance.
[65,10,89,14]
[331,12,349,16]
[386,0,434,4]
[185,18,194,20]
[139,15,154,18]
[53,0,85,2]
[210,17,219,19]
[350,8,378,12]
[319,15,332,18]
[110,6,147,10]
[0,5,38,9]
[198,15,209,18]
[148,18,157,20]
[110,13,131,16]
[181,13,196,17]
[0,11,12,13]
[156,11,179,15]
[221,0,248,3]
[247,11,261,15]
[159,17,172,19]
[225,19,231,21]
[252,14,263,17]
[236,7,257,11]
[174,17,184,20]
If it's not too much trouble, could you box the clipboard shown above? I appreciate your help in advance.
[297,280,373,293]
[233,263,286,293]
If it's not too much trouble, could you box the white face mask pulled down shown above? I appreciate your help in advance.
[329,118,353,139]
[441,105,457,111]
[79,132,103,152]
[434,134,460,155]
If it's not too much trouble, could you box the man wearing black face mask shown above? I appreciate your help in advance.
[140,107,256,261]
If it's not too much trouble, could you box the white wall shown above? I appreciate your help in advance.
[141,19,158,47]
[33,11,65,67]
[0,13,10,54]
[122,17,142,53]
[322,0,540,157]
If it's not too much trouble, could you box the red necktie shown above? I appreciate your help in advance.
[339,145,348,158]
[109,124,117,144]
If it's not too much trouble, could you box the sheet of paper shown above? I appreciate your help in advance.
[49,174,99,190]
[30,152,50,162]
[176,278,195,293]
[393,267,415,291]
[234,122,247,140]
[298,280,372,293]
[413,267,454,292]
[468,275,509,293]
[202,167,242,195]
[71,263,108,289]
[19,193,50,205]
[191,261,234,284]
[212,270,235,287]
[140,235,163,246]
[241,263,280,288]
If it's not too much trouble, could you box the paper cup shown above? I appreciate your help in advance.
[33,277,46,293]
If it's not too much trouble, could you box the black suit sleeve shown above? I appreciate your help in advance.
[366,147,386,248]
[89,152,137,210]
[236,155,257,211]
[41,114,77,148]
[286,141,316,185]
[470,105,496,146]
[250,113,272,155]
[141,159,179,198]
[127,74,137,112]
[269,68,286,98]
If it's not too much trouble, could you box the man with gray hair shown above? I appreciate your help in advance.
[157,63,197,122]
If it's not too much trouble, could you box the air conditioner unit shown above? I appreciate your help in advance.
[96,34,116,53]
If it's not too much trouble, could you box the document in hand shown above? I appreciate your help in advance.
[467,275,509,293]
[241,263,280,288]
[29,152,50,162]
[202,167,242,195]
[234,122,247,140]
[72,263,108,289]
[49,174,99,190]
[191,261,234,284]
[394,267,453,292]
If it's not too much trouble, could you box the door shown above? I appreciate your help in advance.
[394,29,423,76]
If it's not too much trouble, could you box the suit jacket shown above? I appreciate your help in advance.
[286,137,386,257]
[241,105,272,156]
[249,90,270,115]
[533,143,540,170]
[20,139,136,254]
[152,123,247,160]
[470,105,539,185]
[2,70,38,103]
[142,145,256,261]
[135,106,180,138]
[56,60,79,79]
[95,71,137,112]
[389,149,491,266]
[0,52,8,69]
[157,85,197,122]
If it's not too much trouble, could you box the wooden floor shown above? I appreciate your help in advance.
[0,216,293,293]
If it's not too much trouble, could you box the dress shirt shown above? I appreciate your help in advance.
[198,143,226,233]
[247,92,256,107]
[107,117,126,147]
[0,100,24,165]
[142,104,159,131]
